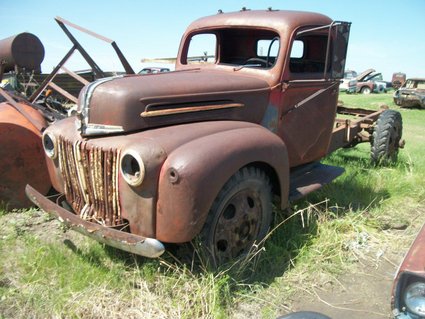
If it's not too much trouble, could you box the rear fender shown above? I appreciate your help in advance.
[156,124,289,243]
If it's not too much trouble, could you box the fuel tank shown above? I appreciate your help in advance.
[0,32,45,72]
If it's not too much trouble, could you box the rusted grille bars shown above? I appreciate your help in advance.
[58,136,122,226]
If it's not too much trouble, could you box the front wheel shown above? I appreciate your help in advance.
[361,86,371,94]
[371,110,403,165]
[199,167,273,267]
[393,97,402,106]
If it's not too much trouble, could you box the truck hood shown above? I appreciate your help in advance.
[77,69,271,136]
[356,68,375,82]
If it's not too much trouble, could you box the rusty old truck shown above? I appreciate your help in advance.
[26,9,403,266]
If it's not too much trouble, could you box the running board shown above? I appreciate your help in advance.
[289,162,345,202]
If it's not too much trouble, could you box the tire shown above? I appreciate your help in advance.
[277,312,332,319]
[199,167,272,267]
[361,86,371,94]
[371,110,403,165]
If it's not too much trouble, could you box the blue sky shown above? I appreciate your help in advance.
[2,0,425,80]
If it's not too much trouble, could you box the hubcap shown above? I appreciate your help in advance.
[213,189,262,264]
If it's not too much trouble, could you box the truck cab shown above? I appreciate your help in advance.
[176,10,350,166]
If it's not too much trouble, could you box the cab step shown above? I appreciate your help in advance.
[289,162,345,202]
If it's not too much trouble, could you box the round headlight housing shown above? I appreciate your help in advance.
[404,282,425,316]
[43,132,57,159]
[120,150,145,187]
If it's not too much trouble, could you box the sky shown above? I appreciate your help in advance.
[2,0,425,81]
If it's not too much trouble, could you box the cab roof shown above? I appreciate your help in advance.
[186,9,333,33]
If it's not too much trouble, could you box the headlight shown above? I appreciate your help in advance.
[120,150,145,187]
[43,132,57,159]
[404,282,425,316]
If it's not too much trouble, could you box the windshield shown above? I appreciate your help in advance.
[183,28,280,69]
[405,80,425,89]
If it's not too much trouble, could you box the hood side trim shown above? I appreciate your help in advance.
[141,102,244,118]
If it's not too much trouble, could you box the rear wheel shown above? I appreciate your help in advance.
[371,110,403,165]
[199,167,272,267]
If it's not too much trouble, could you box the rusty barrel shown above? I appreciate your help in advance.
[0,101,51,209]
[0,33,45,72]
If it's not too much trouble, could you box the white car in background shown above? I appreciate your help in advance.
[340,70,357,93]
[138,62,175,74]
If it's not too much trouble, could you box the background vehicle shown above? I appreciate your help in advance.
[27,9,403,267]
[393,78,425,108]
[392,72,406,90]
[356,68,387,94]
[339,69,357,93]
[138,67,170,74]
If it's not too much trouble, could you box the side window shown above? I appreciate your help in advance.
[417,81,425,89]
[289,34,328,74]
[186,34,216,64]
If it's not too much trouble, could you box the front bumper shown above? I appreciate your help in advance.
[25,184,165,258]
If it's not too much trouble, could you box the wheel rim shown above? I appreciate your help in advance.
[212,188,262,264]
[387,124,401,159]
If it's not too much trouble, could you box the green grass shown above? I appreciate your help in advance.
[1,92,425,318]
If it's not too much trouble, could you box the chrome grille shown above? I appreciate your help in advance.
[57,136,122,226]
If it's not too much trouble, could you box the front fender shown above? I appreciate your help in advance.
[156,124,289,243]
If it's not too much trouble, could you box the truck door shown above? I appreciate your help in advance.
[278,22,351,167]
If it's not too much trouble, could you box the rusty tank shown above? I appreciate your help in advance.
[0,33,45,73]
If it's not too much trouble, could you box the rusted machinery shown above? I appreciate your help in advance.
[0,32,45,78]
[0,17,134,209]
[0,33,48,208]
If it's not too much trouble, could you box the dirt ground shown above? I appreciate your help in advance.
[231,230,410,319]
[288,253,399,318]
[282,213,425,319]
